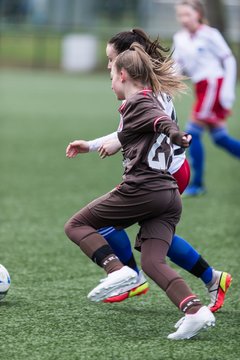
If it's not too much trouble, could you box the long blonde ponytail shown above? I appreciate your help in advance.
[114,42,186,98]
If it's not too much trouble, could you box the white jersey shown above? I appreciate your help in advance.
[88,93,185,175]
[173,25,232,83]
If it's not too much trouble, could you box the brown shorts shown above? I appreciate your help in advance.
[74,183,182,251]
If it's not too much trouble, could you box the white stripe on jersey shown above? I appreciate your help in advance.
[157,94,186,174]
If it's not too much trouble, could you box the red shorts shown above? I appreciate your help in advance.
[192,78,231,125]
[172,159,190,194]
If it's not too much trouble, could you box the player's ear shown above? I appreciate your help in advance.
[120,69,127,82]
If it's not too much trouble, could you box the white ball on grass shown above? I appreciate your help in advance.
[0,264,11,300]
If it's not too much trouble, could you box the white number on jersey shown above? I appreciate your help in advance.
[148,134,174,171]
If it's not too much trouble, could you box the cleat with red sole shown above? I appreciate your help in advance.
[87,266,138,302]
[103,270,149,303]
[207,271,232,313]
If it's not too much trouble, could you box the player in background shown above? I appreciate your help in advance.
[65,43,215,339]
[67,29,231,312]
[173,0,240,196]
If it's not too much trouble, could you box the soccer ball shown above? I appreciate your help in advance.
[0,264,11,300]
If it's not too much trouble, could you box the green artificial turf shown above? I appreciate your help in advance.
[0,69,240,360]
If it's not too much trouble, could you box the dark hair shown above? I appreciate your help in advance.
[108,28,169,63]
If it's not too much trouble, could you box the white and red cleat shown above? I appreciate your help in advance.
[87,266,138,302]
[207,271,232,313]
[103,270,149,303]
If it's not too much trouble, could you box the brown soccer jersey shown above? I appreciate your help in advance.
[117,89,187,191]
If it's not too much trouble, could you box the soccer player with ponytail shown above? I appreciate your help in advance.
[67,28,231,312]
[65,42,215,339]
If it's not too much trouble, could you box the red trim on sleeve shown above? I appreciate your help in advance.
[153,116,170,132]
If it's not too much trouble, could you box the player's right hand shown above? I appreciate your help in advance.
[98,139,122,159]
[181,134,192,148]
[66,140,90,158]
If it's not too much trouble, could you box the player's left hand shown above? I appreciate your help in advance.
[66,140,90,158]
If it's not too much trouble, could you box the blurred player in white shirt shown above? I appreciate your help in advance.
[173,0,240,196]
